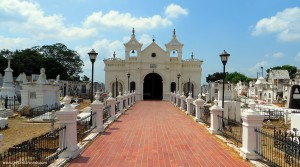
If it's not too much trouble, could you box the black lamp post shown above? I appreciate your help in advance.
[127,72,131,91]
[261,66,263,78]
[177,73,181,91]
[88,49,98,125]
[219,50,230,109]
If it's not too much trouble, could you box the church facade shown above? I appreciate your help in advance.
[103,29,203,100]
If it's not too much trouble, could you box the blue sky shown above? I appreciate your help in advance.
[1,0,300,84]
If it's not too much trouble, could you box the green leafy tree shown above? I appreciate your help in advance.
[33,43,84,80]
[206,71,252,84]
[11,49,44,76]
[266,65,297,79]
[42,57,68,79]
[81,75,90,81]
[206,72,226,83]
[0,49,14,75]
[0,44,84,80]
[225,72,252,84]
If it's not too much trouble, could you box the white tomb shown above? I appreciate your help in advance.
[20,68,60,108]
[291,114,300,134]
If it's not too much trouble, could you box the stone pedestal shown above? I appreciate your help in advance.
[240,101,264,160]
[176,91,181,107]
[56,96,79,159]
[129,91,133,106]
[117,92,124,114]
[123,91,128,109]
[133,90,136,103]
[106,93,116,121]
[209,100,223,134]
[90,92,104,133]
[185,93,194,115]
[173,92,176,104]
[193,94,205,122]
[180,92,186,110]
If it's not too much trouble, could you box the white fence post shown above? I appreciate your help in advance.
[176,91,181,107]
[240,100,264,160]
[180,92,186,111]
[117,92,124,114]
[106,92,116,121]
[123,91,128,109]
[56,96,79,158]
[193,94,205,122]
[91,91,104,133]
[186,92,194,115]
[209,99,223,134]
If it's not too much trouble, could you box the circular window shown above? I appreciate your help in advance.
[151,53,156,58]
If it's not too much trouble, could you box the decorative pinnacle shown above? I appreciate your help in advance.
[63,95,71,109]
[214,99,218,106]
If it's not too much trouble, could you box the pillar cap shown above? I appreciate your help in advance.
[180,92,186,98]
[210,99,222,110]
[107,92,116,101]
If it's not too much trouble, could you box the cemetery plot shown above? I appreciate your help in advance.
[255,128,300,167]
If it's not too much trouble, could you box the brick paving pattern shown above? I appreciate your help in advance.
[69,101,250,167]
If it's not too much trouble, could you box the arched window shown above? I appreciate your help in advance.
[112,82,123,98]
[183,82,194,98]
[170,50,178,57]
[170,82,176,93]
[130,81,136,92]
[130,49,137,56]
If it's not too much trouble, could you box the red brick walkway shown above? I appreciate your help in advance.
[68,101,250,167]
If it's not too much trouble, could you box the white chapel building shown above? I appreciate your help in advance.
[104,29,203,100]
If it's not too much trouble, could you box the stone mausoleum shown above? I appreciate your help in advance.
[104,29,203,100]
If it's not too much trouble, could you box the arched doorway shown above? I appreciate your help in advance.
[143,73,163,100]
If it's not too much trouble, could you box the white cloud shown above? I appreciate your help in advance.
[164,3,188,18]
[0,36,34,50]
[265,52,285,58]
[0,0,96,41]
[139,34,152,49]
[249,61,271,72]
[252,7,300,42]
[295,52,300,61]
[75,38,124,82]
[84,10,172,30]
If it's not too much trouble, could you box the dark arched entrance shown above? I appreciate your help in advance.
[143,73,163,100]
